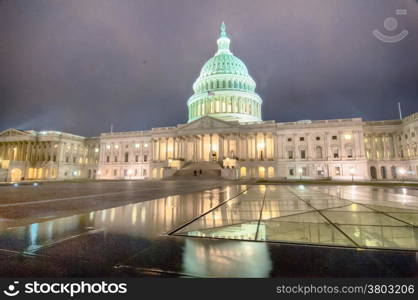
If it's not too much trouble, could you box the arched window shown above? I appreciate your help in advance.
[268,167,274,178]
[381,166,387,179]
[258,166,265,178]
[240,167,247,178]
[370,166,377,179]
[315,146,323,159]
[391,166,397,179]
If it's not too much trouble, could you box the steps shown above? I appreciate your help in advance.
[173,161,222,178]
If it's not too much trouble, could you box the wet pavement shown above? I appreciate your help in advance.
[0,181,417,277]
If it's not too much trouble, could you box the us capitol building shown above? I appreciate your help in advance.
[1,23,418,182]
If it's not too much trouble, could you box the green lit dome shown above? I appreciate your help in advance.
[200,54,249,78]
[187,23,262,123]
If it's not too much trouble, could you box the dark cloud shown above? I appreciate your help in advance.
[1,0,417,136]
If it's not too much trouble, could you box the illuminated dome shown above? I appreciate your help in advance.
[187,23,263,123]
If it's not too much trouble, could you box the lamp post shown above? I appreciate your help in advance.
[349,168,355,182]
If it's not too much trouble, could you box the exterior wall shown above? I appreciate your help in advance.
[0,129,99,182]
[96,131,152,180]
[2,113,418,182]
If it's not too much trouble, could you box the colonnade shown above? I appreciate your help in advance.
[189,97,261,120]
[151,133,277,162]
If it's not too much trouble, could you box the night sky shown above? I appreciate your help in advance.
[1,0,418,137]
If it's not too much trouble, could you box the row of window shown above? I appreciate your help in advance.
[105,143,149,150]
[287,135,349,143]
[106,153,148,163]
[195,79,253,93]
[103,168,148,177]
[288,166,341,177]
[286,147,353,159]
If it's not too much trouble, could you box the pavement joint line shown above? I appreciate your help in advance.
[285,186,362,248]
[254,186,268,241]
[174,233,418,253]
[166,185,252,236]
[0,182,230,208]
[315,187,418,228]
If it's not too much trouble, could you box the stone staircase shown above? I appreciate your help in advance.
[173,161,222,178]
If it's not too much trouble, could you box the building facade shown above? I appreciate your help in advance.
[1,24,417,182]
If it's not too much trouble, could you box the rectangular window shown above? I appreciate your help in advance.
[135,155,139,162]
[302,167,307,176]
[66,157,69,163]
[335,167,341,176]
[113,169,117,176]
[289,168,295,176]
[124,152,129,162]
[143,169,147,176]
[287,138,292,142]
[53,155,56,162]
[300,137,304,141]
[143,155,148,162]
[333,149,339,158]
[332,135,338,140]
[300,150,306,159]
[106,156,110,163]
[73,157,76,163]
[114,156,118,162]
[288,151,293,159]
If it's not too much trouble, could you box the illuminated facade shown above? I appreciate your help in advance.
[1,23,418,182]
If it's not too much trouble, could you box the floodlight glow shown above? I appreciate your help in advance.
[33,182,39,186]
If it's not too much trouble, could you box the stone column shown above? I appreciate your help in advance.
[324,132,331,159]
[219,134,223,160]
[237,134,241,159]
[209,134,213,161]
[201,134,204,161]
[273,133,279,159]
[226,134,230,158]
[254,134,258,160]
[263,133,267,160]
[157,138,160,161]
[306,133,310,159]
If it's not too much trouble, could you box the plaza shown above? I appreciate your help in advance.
[0,180,417,277]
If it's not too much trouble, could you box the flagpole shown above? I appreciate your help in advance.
[398,102,403,120]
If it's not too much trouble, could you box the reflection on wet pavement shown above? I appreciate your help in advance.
[0,184,417,277]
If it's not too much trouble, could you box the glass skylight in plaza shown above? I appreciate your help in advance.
[173,185,418,251]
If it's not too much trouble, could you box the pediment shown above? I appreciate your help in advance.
[0,128,31,137]
[178,116,236,132]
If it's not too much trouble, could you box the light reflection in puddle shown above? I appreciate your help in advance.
[0,186,244,253]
